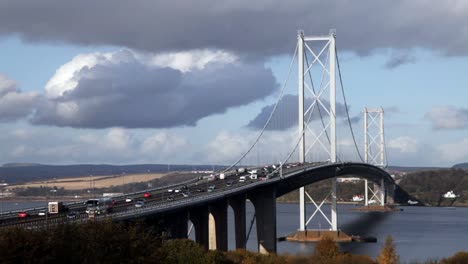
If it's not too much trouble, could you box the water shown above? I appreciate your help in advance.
[3,201,468,263]
[234,203,468,263]
[0,201,47,213]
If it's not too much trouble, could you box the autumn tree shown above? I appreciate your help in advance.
[377,235,399,264]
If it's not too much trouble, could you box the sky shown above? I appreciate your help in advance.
[1,1,468,167]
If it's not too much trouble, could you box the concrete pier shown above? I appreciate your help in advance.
[229,195,247,249]
[208,200,228,251]
[249,187,277,254]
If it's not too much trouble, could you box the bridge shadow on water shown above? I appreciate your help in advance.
[339,211,390,256]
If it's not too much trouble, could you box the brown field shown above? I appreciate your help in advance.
[9,173,166,190]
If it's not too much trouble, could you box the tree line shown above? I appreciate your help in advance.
[0,221,466,263]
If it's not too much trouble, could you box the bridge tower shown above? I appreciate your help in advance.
[363,107,386,206]
[297,30,338,232]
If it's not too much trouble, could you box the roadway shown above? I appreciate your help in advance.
[0,161,399,229]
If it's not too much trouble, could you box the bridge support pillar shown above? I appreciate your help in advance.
[229,195,247,249]
[208,200,228,251]
[189,206,209,250]
[249,187,277,254]
[364,179,369,206]
[380,178,386,206]
[167,211,189,239]
[331,177,337,231]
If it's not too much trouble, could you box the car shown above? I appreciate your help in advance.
[226,180,233,187]
[182,192,190,198]
[125,197,133,203]
[181,185,188,190]
[207,185,216,192]
[174,189,181,193]
[67,211,79,219]
[168,189,174,193]
[196,188,205,193]
[135,200,145,208]
[38,210,47,216]
[166,196,174,201]
[18,211,28,218]
[143,192,151,198]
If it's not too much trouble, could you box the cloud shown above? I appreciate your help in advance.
[387,136,419,153]
[0,74,39,121]
[425,105,468,130]
[0,126,191,164]
[436,138,468,164]
[141,132,190,159]
[246,94,350,130]
[30,49,278,128]
[1,1,468,57]
[384,52,416,69]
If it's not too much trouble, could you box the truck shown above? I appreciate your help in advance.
[85,198,114,214]
[48,201,66,214]
[248,170,257,180]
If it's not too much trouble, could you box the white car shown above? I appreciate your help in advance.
[38,210,47,216]
[168,189,174,193]
[125,197,133,203]
[174,189,181,193]
[135,200,145,208]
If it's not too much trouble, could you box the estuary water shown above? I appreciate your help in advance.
[2,201,468,263]
[237,203,468,263]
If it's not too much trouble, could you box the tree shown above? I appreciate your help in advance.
[377,235,399,264]
[313,235,340,263]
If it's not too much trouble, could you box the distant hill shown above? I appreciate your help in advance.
[387,166,445,172]
[2,163,42,167]
[0,164,225,184]
[452,163,468,169]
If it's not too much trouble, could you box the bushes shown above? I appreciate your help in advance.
[376,236,399,264]
[0,223,464,264]
[440,251,468,264]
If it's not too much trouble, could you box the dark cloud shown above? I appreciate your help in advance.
[246,94,349,130]
[384,53,417,69]
[1,1,468,57]
[30,50,278,128]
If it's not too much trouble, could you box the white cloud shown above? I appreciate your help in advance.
[45,53,110,98]
[205,131,252,164]
[436,138,468,164]
[78,128,136,153]
[141,132,189,158]
[387,136,419,153]
[11,145,27,157]
[204,129,304,165]
[425,105,468,130]
[148,50,237,73]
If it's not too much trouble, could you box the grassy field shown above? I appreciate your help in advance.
[9,173,166,190]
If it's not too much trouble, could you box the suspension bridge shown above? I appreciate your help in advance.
[0,30,414,254]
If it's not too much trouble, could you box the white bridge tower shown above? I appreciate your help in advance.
[297,30,337,231]
[363,107,386,206]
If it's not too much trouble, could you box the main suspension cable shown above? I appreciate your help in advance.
[335,46,364,162]
[221,43,299,173]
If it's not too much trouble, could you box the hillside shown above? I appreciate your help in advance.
[398,168,468,206]
[452,162,468,169]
